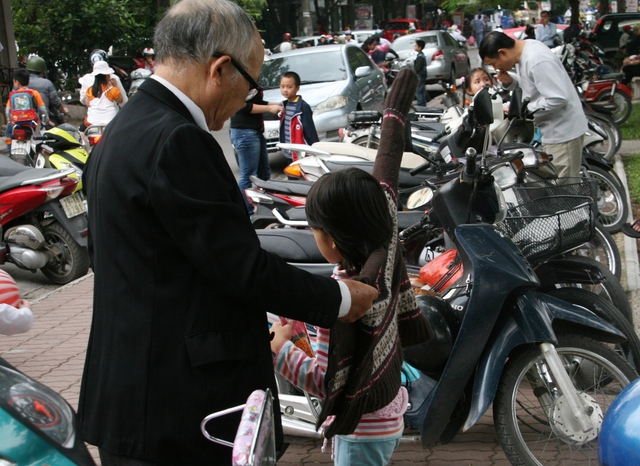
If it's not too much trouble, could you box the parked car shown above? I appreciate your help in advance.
[390,30,471,84]
[258,44,387,152]
[502,23,568,41]
[590,13,640,58]
[382,18,427,41]
[272,36,325,54]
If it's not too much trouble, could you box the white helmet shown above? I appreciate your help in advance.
[143,47,155,56]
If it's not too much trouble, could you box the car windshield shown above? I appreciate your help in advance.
[259,50,347,89]
[386,21,410,30]
[393,34,438,52]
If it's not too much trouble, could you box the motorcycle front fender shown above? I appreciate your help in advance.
[463,290,625,431]
[35,200,88,248]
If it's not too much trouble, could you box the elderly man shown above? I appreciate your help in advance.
[77,0,377,464]
[480,31,586,177]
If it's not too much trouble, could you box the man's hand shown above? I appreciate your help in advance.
[270,321,292,354]
[496,69,513,86]
[339,279,378,323]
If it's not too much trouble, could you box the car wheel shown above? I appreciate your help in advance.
[448,66,456,85]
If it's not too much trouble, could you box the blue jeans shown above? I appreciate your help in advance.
[416,75,428,106]
[230,128,271,215]
[334,435,400,466]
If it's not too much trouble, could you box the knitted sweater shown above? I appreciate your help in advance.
[317,69,434,437]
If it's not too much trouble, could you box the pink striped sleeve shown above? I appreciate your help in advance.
[273,341,326,398]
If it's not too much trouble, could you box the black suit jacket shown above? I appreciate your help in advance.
[78,78,341,464]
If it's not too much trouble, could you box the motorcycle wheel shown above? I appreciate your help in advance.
[567,222,622,278]
[584,165,628,234]
[544,255,632,322]
[545,288,639,369]
[494,333,636,466]
[596,89,632,125]
[588,113,621,155]
[41,221,90,285]
[352,135,380,150]
[584,115,617,161]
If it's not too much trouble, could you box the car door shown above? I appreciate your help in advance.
[442,32,468,77]
[346,46,386,110]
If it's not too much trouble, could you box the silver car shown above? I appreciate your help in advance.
[260,44,387,151]
[390,30,470,84]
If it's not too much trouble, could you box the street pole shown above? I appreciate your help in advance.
[301,0,313,36]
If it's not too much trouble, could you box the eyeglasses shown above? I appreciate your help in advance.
[212,52,263,101]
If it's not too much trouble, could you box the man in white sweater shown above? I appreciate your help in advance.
[479,31,587,177]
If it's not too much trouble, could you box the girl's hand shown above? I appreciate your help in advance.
[18,299,30,309]
[270,322,292,353]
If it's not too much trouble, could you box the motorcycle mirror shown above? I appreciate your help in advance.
[472,86,493,126]
[508,87,523,120]
[406,187,434,210]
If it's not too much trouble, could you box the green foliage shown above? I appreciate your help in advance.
[620,104,640,140]
[623,153,640,204]
[233,0,267,20]
[12,0,160,90]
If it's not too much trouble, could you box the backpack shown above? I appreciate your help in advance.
[8,88,39,124]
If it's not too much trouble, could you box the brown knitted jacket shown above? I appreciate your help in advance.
[317,69,434,437]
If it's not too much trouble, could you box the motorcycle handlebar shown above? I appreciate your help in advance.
[409,162,432,176]
[399,222,424,240]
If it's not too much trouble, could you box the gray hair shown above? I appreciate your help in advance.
[154,0,259,71]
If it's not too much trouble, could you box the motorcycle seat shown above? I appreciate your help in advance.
[0,157,68,194]
[250,177,314,196]
[599,72,625,80]
[312,142,427,169]
[257,229,326,263]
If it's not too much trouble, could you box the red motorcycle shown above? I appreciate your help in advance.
[567,40,633,124]
[0,155,90,284]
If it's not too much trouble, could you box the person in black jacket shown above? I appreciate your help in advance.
[230,92,281,214]
[77,1,378,464]
[414,39,429,105]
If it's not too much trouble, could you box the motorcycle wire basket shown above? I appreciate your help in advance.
[496,191,595,262]
[507,177,598,206]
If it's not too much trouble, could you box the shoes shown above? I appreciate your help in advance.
[622,218,640,238]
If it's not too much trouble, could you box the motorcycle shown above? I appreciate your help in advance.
[599,377,640,466]
[0,156,90,285]
[5,119,43,167]
[128,68,152,97]
[32,124,91,193]
[0,358,96,465]
[264,89,638,463]
[559,42,633,124]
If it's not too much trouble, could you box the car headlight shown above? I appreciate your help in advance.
[313,96,348,115]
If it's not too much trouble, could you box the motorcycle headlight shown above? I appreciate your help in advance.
[313,96,348,116]
[0,365,75,448]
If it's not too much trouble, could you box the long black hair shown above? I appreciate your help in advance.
[91,74,108,99]
[306,167,393,274]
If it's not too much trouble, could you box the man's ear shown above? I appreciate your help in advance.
[209,54,231,85]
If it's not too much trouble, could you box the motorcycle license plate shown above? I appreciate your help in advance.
[60,193,87,218]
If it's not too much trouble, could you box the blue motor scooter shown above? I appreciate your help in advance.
[0,358,96,465]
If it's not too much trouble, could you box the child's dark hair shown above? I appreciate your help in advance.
[306,167,393,274]
[12,69,30,86]
[92,74,108,99]
[282,71,301,87]
[464,67,493,92]
[416,39,425,50]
